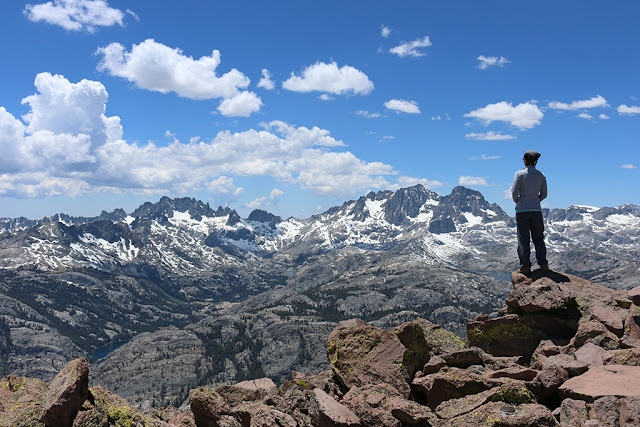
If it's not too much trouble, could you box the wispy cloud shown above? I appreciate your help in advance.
[548,95,608,110]
[381,25,391,38]
[465,101,543,129]
[25,0,126,32]
[465,131,515,141]
[283,61,374,95]
[356,110,382,118]
[621,164,637,169]
[578,113,593,120]
[477,55,509,70]
[318,94,335,101]
[470,154,501,160]
[459,176,488,186]
[389,36,432,57]
[384,99,420,114]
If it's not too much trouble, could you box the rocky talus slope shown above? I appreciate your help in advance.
[3,269,640,426]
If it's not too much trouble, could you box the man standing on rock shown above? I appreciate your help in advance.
[511,150,549,274]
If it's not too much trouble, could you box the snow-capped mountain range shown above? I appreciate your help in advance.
[1,185,639,286]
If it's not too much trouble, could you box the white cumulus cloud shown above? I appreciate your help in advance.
[459,176,488,186]
[477,55,510,70]
[96,39,250,100]
[465,131,515,141]
[618,105,640,115]
[381,25,391,38]
[217,91,263,117]
[384,99,420,114]
[257,69,275,90]
[388,176,442,191]
[548,95,608,110]
[578,113,593,120]
[0,74,396,199]
[599,114,610,120]
[464,101,543,129]
[389,36,432,57]
[282,61,374,95]
[318,94,335,101]
[24,0,125,32]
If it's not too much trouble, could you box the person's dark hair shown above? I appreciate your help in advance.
[523,150,541,166]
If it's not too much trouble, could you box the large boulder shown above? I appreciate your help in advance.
[217,378,277,406]
[556,398,588,427]
[411,367,494,410]
[447,401,556,426]
[506,277,574,312]
[559,365,640,402]
[40,357,89,427]
[327,318,410,397]
[90,385,166,427]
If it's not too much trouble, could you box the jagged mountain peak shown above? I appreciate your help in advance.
[131,196,218,221]
[247,209,282,228]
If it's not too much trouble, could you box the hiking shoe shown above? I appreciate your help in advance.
[540,264,551,272]
[517,266,531,274]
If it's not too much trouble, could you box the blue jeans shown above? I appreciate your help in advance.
[516,211,548,268]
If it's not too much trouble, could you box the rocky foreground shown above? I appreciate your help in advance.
[3,269,640,426]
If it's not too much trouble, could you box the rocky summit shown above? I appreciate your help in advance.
[3,269,640,426]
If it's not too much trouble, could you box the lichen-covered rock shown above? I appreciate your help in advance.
[620,396,640,426]
[411,367,493,410]
[557,398,588,427]
[72,404,109,427]
[189,386,234,426]
[341,384,403,427]
[149,406,196,427]
[327,318,410,397]
[394,318,464,377]
[570,321,621,350]
[40,357,89,427]
[447,401,557,426]
[590,395,621,426]
[467,314,546,360]
[91,385,163,426]
[602,348,640,366]
[0,375,48,427]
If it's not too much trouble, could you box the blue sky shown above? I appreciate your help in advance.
[0,0,638,219]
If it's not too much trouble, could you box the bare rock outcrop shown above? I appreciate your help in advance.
[41,357,89,427]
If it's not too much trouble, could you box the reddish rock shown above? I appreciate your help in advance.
[620,396,640,426]
[506,277,574,312]
[544,354,589,377]
[40,358,89,427]
[571,320,621,350]
[393,317,465,377]
[575,342,607,367]
[341,384,402,427]
[435,387,500,419]
[311,388,361,426]
[232,402,295,427]
[0,375,49,427]
[149,406,196,427]
[327,318,410,397]
[411,367,493,410]
[529,338,568,370]
[622,304,640,348]
[603,348,640,366]
[628,286,640,306]
[387,395,436,424]
[447,401,556,426]
[560,365,640,402]
[486,366,539,381]
[557,398,588,427]
[422,355,446,375]
[591,395,621,426]
[440,347,485,368]
[72,406,109,427]
[535,364,568,404]
[217,378,277,406]
[591,305,625,337]
[189,387,233,426]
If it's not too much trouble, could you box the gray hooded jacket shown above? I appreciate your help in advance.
[511,166,547,212]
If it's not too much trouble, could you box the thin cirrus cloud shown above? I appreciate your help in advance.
[0,72,396,199]
[356,110,382,118]
[618,105,640,115]
[465,101,543,129]
[620,164,637,169]
[470,155,500,160]
[282,61,374,95]
[464,131,515,141]
[384,99,420,114]
[459,176,488,186]
[389,36,432,57]
[24,0,128,32]
[477,55,509,70]
[548,95,608,110]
